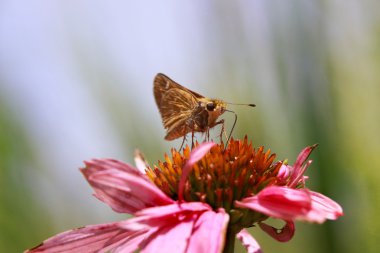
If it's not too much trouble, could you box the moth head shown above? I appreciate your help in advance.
[205,100,226,115]
[206,102,216,111]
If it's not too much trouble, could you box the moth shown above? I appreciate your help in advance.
[153,73,255,148]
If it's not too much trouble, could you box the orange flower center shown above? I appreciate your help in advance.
[145,137,283,214]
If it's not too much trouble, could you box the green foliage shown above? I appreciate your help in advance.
[0,101,53,252]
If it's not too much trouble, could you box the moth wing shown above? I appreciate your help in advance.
[163,114,191,140]
[154,73,203,104]
[153,73,202,140]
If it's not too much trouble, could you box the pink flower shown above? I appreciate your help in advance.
[26,138,343,253]
[235,144,343,241]
[26,144,229,253]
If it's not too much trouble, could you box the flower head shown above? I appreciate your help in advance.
[146,137,343,243]
[25,137,343,253]
[147,137,281,210]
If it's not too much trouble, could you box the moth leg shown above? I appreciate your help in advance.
[191,130,195,149]
[205,127,210,142]
[212,119,226,144]
[220,121,225,143]
[179,135,187,151]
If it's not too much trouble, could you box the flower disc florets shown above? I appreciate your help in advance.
[145,137,283,226]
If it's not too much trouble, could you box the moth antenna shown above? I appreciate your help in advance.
[225,102,256,107]
[225,109,238,148]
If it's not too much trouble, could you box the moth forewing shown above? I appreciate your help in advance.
[154,73,203,105]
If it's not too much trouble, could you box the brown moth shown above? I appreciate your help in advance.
[153,73,255,147]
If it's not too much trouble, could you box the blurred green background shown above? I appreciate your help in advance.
[1,1,379,252]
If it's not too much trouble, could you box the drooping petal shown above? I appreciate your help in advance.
[304,191,343,222]
[235,186,312,220]
[83,159,143,177]
[119,202,227,253]
[82,159,173,214]
[25,222,127,253]
[293,144,317,170]
[110,230,149,253]
[288,145,317,187]
[119,207,195,253]
[120,202,212,229]
[101,230,147,253]
[178,142,216,201]
[140,218,195,253]
[288,160,313,188]
[258,221,295,242]
[187,209,229,253]
[236,229,262,253]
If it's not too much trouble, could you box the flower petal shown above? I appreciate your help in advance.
[25,222,126,253]
[178,142,216,201]
[288,145,317,187]
[293,144,317,170]
[305,191,344,222]
[187,209,229,253]
[277,164,291,182]
[140,218,195,253]
[101,230,146,253]
[120,202,227,253]
[82,159,173,214]
[134,149,149,174]
[120,202,212,230]
[110,231,148,253]
[83,158,143,177]
[236,229,262,253]
[258,221,295,242]
[235,186,312,220]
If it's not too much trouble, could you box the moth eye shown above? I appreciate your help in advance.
[206,102,216,111]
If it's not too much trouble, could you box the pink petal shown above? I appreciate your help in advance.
[83,159,143,177]
[136,201,211,216]
[259,221,295,242]
[288,145,317,187]
[178,142,216,201]
[235,186,312,220]
[288,160,313,188]
[140,218,195,253]
[277,164,291,182]
[120,202,228,253]
[293,145,317,170]
[25,222,126,253]
[118,204,227,253]
[187,209,229,253]
[120,202,212,229]
[110,231,149,253]
[236,229,262,253]
[303,191,343,223]
[101,230,146,253]
[82,159,173,214]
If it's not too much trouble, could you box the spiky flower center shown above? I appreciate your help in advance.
[145,137,283,215]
